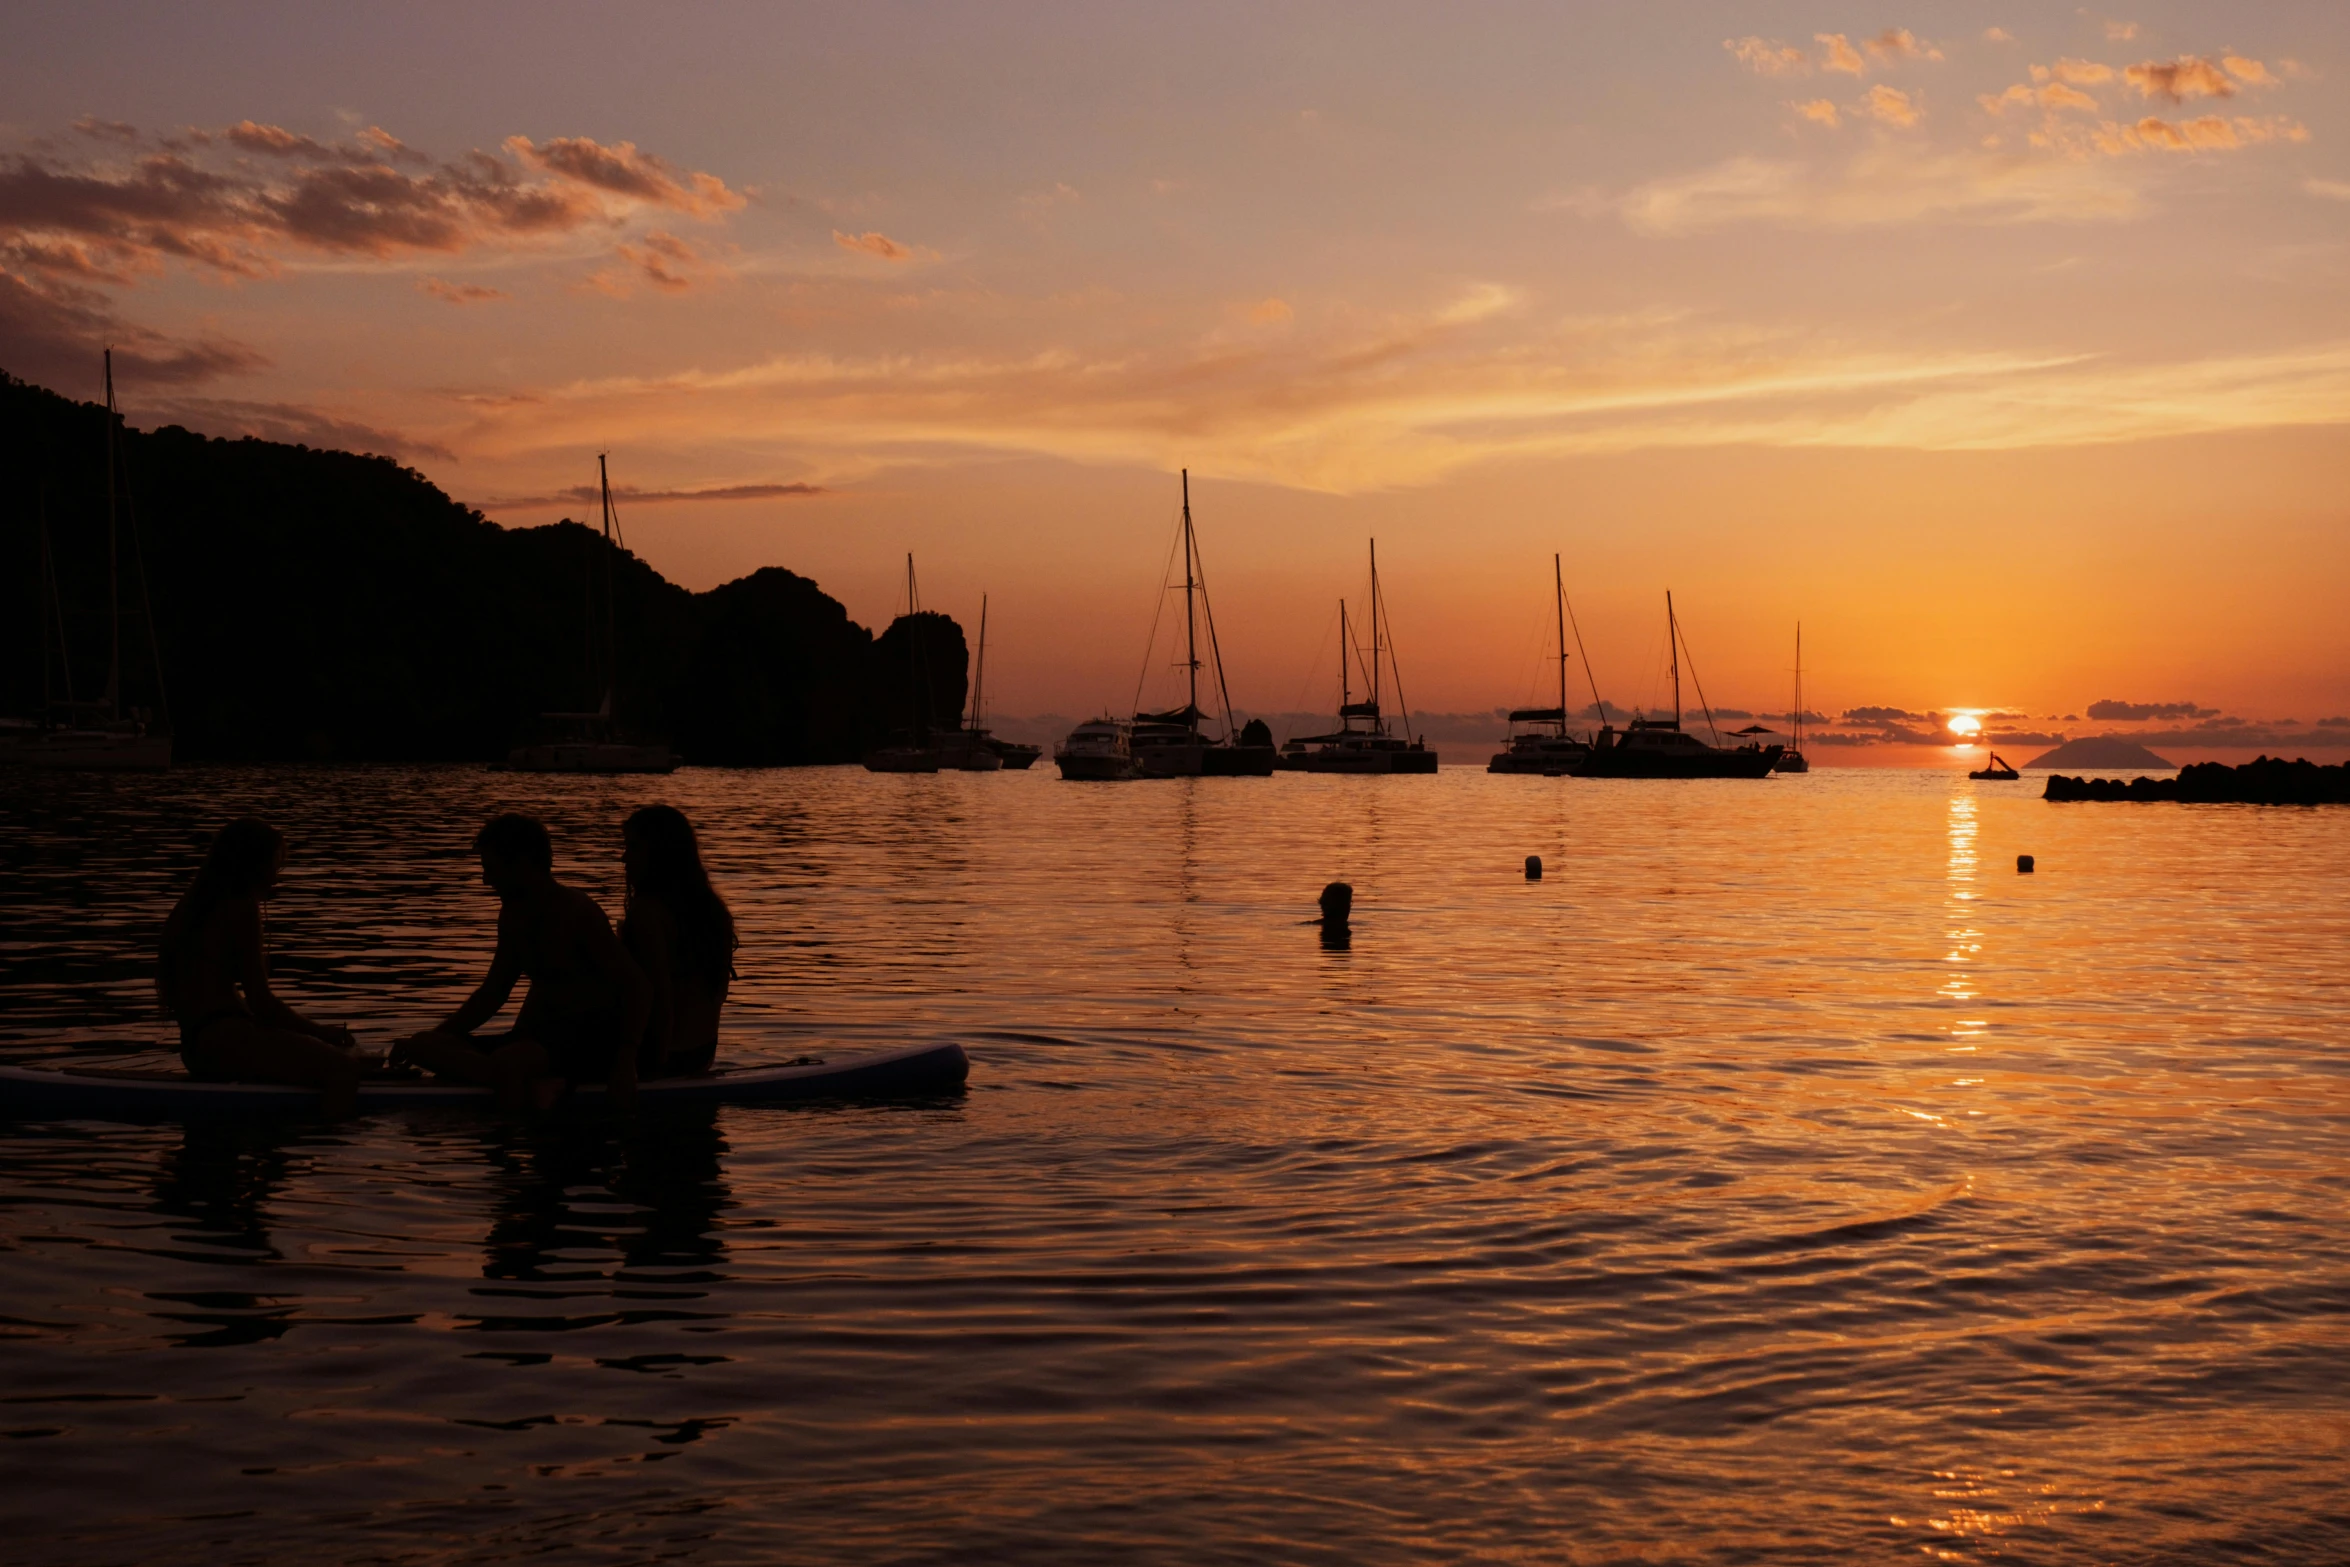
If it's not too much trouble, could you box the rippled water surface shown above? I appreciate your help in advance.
[2,764,2346,1564]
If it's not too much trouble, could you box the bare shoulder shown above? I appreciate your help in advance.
[560,882,616,933]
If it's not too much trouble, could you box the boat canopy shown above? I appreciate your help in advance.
[1509,706,1567,724]
[1137,703,1206,726]
[1339,701,1382,719]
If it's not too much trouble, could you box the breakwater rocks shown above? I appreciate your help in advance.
[2045,756,2350,805]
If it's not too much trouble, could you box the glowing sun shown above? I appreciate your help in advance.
[1947,714,1983,739]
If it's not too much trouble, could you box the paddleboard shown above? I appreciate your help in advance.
[0,1040,968,1120]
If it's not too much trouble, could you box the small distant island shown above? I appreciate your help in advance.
[2025,735,2175,771]
[2045,757,2350,805]
[0,371,964,764]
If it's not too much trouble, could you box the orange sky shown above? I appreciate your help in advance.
[4,3,2345,739]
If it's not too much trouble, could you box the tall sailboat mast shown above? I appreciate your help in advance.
[103,350,121,717]
[1666,591,1681,729]
[1794,623,1804,753]
[968,594,989,732]
[1180,469,1200,725]
[1553,553,1569,728]
[1338,599,1352,712]
[598,453,620,716]
[1368,540,1382,713]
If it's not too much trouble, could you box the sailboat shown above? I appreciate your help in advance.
[9,351,171,770]
[1571,593,1782,779]
[1078,469,1274,779]
[503,455,677,774]
[1278,541,1436,774]
[1774,624,1810,773]
[1489,554,1599,776]
[1969,753,2020,781]
[864,553,944,772]
[939,595,1038,771]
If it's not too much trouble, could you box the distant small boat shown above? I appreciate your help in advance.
[864,744,942,774]
[1278,541,1436,775]
[1775,624,1810,773]
[1054,717,1137,780]
[943,594,1038,771]
[1969,753,2019,781]
[504,454,677,774]
[1490,553,1595,776]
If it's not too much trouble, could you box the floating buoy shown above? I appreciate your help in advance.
[2017,854,2035,873]
[1525,855,1542,879]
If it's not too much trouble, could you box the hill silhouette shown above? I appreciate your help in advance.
[0,370,958,764]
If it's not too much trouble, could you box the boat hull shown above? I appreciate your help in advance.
[1775,752,1811,774]
[1278,747,1438,774]
[1055,751,1138,780]
[863,747,941,773]
[991,744,1042,770]
[503,742,677,774]
[3,732,172,770]
[1573,745,1783,779]
[0,1041,969,1121]
[1488,744,1590,775]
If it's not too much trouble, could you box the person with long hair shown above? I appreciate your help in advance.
[393,813,650,1110]
[620,805,737,1079]
[158,818,360,1117]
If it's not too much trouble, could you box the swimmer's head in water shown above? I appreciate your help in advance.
[476,813,553,888]
[1319,881,1353,924]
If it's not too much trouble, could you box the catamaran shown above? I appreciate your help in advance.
[1572,593,1782,779]
[9,351,171,770]
[1070,469,1274,778]
[503,454,677,774]
[1278,541,1435,774]
[1489,553,1599,776]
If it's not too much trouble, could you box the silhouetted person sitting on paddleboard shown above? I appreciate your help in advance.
[620,805,737,1080]
[392,814,649,1111]
[157,818,361,1117]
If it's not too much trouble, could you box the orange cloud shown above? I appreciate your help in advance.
[2105,21,2140,42]
[1864,29,1942,63]
[1984,27,2015,44]
[2125,57,2236,102]
[1863,85,1921,127]
[1816,33,1866,74]
[2131,115,2306,152]
[1795,99,1841,128]
[2040,83,2100,113]
[1726,36,1808,76]
[505,135,743,216]
[1248,297,1294,324]
[834,229,912,261]
[2051,58,2115,85]
[417,276,507,304]
[2223,56,2276,87]
[1979,84,2035,116]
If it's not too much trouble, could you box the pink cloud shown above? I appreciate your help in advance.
[1725,37,1808,76]
[834,228,913,260]
[1816,33,1866,74]
[2125,57,2236,103]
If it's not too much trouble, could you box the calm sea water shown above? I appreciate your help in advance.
[1,764,2345,1565]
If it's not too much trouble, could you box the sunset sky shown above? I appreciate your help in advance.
[6,2,2346,744]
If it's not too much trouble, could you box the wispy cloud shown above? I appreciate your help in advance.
[2124,57,2236,102]
[432,290,2350,494]
[418,276,506,304]
[833,228,920,261]
[1863,85,1922,127]
[1816,33,1867,75]
[1726,36,1809,76]
[485,479,823,509]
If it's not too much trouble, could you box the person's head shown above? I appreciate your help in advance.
[624,804,738,987]
[1318,881,1353,924]
[158,818,286,1011]
[476,813,554,893]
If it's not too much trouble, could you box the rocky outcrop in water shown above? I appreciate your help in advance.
[2044,757,2350,804]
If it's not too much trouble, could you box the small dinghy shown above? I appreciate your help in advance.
[1969,752,2020,781]
[0,1040,968,1121]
